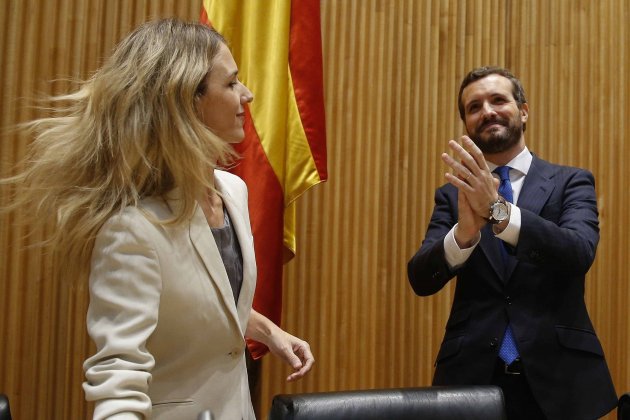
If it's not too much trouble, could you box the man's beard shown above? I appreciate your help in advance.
[469,117,523,154]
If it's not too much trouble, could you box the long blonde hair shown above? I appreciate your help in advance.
[2,18,236,278]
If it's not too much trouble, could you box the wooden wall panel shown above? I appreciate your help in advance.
[257,0,630,418]
[1,1,628,419]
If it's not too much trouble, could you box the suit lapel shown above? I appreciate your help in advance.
[504,155,555,280]
[479,224,507,281]
[515,156,555,215]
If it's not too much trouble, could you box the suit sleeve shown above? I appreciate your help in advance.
[407,186,459,296]
[516,168,599,274]
[83,211,162,420]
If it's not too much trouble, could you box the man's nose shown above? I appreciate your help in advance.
[481,101,497,117]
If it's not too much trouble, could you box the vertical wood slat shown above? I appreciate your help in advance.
[1,1,628,419]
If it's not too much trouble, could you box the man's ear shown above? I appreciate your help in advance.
[520,102,529,124]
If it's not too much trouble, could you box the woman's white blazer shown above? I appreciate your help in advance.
[83,170,257,420]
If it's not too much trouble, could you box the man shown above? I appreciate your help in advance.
[407,67,617,420]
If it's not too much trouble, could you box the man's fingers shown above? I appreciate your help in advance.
[461,136,490,172]
[448,140,482,176]
[441,152,475,187]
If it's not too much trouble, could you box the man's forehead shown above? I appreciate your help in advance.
[462,74,513,102]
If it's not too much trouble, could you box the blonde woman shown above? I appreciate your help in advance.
[5,19,313,420]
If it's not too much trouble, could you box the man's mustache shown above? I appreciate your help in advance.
[478,117,507,132]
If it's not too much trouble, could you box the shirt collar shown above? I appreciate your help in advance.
[487,146,532,176]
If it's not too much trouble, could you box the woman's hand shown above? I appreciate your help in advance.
[246,309,314,381]
[266,328,314,382]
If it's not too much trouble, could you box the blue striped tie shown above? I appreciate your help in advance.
[494,166,519,364]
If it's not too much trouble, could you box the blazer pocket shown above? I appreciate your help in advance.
[555,325,604,356]
[434,335,463,366]
[153,399,195,408]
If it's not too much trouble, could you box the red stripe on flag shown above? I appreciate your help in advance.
[200,5,209,26]
[231,106,284,359]
[289,0,328,180]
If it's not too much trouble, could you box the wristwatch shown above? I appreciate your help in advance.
[488,196,509,224]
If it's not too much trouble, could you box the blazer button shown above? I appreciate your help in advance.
[505,296,512,305]
[490,337,498,347]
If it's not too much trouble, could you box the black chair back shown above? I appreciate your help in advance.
[269,385,506,420]
[0,394,12,420]
[619,393,630,420]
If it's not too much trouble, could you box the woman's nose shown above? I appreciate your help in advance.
[241,85,254,103]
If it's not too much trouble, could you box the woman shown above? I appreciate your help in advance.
[5,19,313,419]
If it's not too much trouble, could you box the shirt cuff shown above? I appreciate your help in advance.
[495,203,521,246]
[444,224,480,268]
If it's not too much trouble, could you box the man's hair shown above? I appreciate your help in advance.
[457,66,527,121]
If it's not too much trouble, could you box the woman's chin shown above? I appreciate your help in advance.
[227,136,245,144]
[219,132,245,144]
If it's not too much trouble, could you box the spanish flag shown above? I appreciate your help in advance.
[201,0,328,358]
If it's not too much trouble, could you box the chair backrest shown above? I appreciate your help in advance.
[619,393,630,420]
[269,385,506,420]
[0,394,12,420]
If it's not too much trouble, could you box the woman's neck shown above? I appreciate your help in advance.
[200,186,224,228]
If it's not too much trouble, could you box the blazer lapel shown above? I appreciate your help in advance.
[187,200,244,336]
[215,174,257,333]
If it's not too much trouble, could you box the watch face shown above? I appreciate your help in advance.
[492,202,509,221]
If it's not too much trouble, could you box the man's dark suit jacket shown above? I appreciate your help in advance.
[407,154,617,420]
